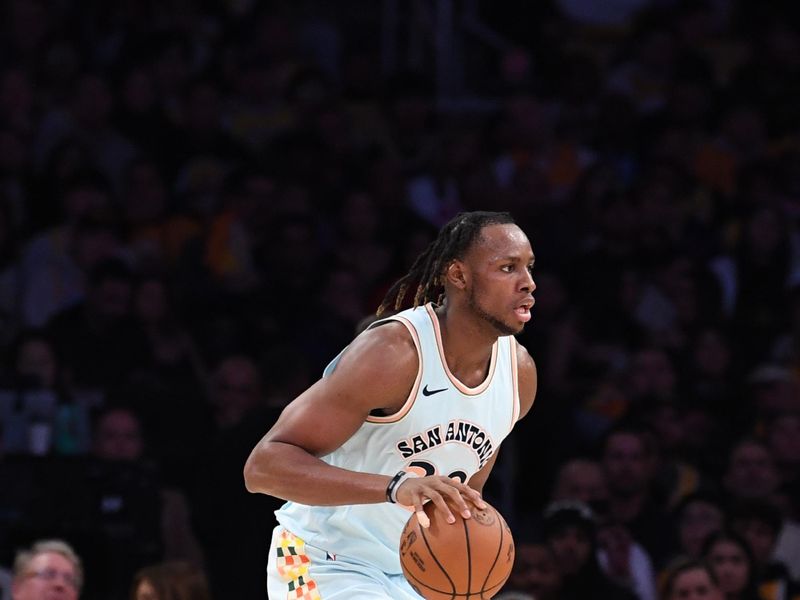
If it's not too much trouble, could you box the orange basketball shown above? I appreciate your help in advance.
[399,499,515,599]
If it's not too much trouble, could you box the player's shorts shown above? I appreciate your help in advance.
[266,525,423,599]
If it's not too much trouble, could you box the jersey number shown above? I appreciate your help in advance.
[408,460,467,483]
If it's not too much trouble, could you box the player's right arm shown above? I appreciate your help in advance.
[243,322,480,521]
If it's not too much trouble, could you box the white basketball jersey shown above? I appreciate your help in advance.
[274,303,521,574]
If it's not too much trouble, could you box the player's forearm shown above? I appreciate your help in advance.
[243,440,391,505]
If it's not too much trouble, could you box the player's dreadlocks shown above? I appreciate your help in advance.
[377,211,515,316]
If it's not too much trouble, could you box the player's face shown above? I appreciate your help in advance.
[462,224,535,335]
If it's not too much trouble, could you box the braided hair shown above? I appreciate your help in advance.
[377,211,515,316]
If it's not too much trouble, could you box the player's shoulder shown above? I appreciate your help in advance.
[513,338,536,374]
[332,318,419,383]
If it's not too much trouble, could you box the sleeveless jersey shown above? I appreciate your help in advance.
[274,303,521,574]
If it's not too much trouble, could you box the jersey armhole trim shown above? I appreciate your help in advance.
[425,303,498,395]
[366,315,422,424]
[510,338,520,428]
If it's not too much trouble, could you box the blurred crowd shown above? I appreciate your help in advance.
[1,0,799,598]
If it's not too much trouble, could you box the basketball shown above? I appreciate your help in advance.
[399,499,515,599]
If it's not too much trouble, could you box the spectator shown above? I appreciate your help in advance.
[191,354,281,599]
[10,539,82,600]
[601,424,675,567]
[551,456,658,600]
[701,530,763,600]
[0,566,9,600]
[542,500,637,600]
[129,560,211,600]
[46,258,151,392]
[18,172,117,328]
[723,438,800,575]
[1,329,91,455]
[727,499,799,600]
[672,491,726,561]
[495,540,562,600]
[82,405,204,599]
[659,557,723,600]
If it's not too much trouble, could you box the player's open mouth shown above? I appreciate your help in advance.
[515,299,534,322]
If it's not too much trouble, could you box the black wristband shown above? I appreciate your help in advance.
[386,470,411,504]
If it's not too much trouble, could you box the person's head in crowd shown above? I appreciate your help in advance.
[601,423,657,500]
[84,258,135,325]
[70,214,123,274]
[673,491,726,559]
[762,411,800,487]
[133,275,172,327]
[659,557,723,600]
[719,104,767,159]
[0,193,17,261]
[92,406,144,462]
[285,66,334,119]
[181,77,223,136]
[69,72,113,131]
[542,500,597,577]
[4,0,49,58]
[723,438,780,501]
[151,35,192,100]
[747,365,800,418]
[58,170,113,225]
[551,457,609,509]
[504,539,562,600]
[209,354,263,428]
[637,399,685,457]
[384,70,434,136]
[690,328,732,383]
[116,63,157,116]
[0,67,34,130]
[627,347,678,401]
[726,498,783,571]
[12,539,83,600]
[122,157,168,226]
[320,263,364,325]
[9,329,59,388]
[129,560,211,600]
[701,530,761,600]
[219,166,276,230]
[0,128,26,182]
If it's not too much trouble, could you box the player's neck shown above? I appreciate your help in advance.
[434,305,497,385]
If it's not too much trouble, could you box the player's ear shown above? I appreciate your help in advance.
[445,260,468,289]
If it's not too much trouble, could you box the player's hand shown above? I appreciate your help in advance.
[395,476,487,528]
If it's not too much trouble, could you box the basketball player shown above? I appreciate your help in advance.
[244,211,538,599]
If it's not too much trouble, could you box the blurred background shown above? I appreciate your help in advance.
[0,0,799,598]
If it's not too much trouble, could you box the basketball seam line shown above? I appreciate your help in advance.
[480,516,504,597]
[419,519,457,597]
[462,518,471,600]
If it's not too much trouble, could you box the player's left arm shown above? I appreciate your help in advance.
[467,341,537,494]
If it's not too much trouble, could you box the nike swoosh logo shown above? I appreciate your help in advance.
[422,385,448,396]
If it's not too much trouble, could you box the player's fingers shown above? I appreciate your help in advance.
[461,486,487,509]
[415,507,430,528]
[438,482,472,519]
[410,493,430,528]
[427,490,456,524]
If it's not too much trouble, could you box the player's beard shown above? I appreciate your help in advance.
[467,287,521,336]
